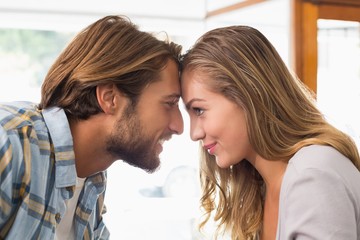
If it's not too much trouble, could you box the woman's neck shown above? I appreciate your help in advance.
[247,155,288,240]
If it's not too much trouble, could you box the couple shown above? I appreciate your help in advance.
[1,15,359,240]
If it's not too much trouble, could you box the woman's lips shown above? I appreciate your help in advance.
[204,143,216,155]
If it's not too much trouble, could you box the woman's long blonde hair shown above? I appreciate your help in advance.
[181,25,360,239]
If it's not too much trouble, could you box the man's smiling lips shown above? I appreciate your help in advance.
[156,136,172,154]
[203,143,216,155]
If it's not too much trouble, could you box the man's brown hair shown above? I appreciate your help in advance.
[39,15,182,120]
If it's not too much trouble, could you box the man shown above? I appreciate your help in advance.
[0,15,183,239]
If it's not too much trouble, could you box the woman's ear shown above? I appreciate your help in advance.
[96,84,117,114]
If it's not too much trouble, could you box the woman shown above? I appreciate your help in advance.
[181,25,360,239]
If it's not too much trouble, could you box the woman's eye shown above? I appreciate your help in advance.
[192,107,204,116]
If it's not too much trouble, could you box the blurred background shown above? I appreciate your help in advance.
[0,0,359,239]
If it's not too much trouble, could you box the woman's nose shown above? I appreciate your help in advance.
[190,120,204,141]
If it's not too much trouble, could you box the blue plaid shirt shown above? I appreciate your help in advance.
[0,102,109,239]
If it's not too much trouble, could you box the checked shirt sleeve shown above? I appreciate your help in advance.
[0,124,30,236]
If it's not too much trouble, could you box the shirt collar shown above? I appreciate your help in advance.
[42,107,77,188]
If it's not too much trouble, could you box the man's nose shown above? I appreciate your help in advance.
[169,109,184,135]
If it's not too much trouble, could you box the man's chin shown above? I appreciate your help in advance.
[122,156,161,173]
[143,165,160,174]
[142,158,161,173]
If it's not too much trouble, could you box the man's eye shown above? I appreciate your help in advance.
[166,101,179,107]
[192,107,204,116]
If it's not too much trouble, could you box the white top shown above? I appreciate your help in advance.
[277,145,360,239]
[55,177,86,240]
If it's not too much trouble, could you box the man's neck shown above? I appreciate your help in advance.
[68,116,114,178]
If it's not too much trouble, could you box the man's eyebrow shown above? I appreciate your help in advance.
[162,93,181,100]
[185,98,204,110]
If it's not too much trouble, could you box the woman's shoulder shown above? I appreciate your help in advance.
[289,145,354,172]
[278,144,360,239]
[283,144,360,196]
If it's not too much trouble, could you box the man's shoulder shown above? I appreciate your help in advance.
[0,101,39,116]
[0,101,37,109]
[0,101,43,129]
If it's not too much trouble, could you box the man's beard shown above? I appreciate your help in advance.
[105,104,160,173]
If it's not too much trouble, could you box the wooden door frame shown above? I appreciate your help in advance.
[291,0,360,94]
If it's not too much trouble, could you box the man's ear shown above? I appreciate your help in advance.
[96,84,117,115]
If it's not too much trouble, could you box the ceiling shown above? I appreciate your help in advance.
[0,1,289,33]
[0,0,291,53]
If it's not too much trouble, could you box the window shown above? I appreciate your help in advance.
[0,29,74,102]
[317,20,360,148]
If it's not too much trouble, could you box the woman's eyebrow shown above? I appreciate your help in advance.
[185,98,204,110]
